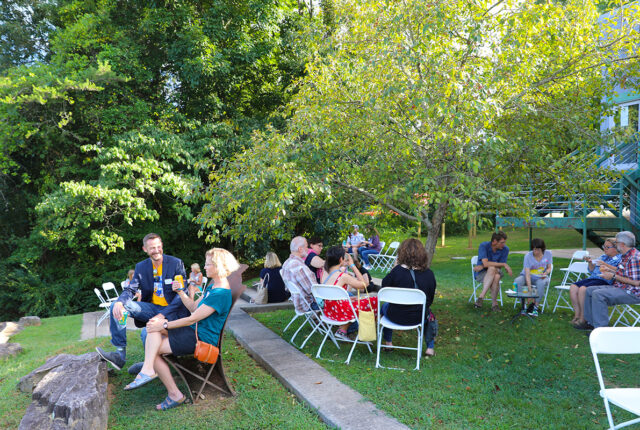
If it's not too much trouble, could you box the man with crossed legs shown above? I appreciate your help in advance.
[473,231,512,311]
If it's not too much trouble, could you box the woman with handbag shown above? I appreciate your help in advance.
[123,248,239,410]
[257,252,289,303]
[321,246,377,341]
[380,238,437,357]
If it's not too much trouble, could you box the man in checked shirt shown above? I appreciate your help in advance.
[580,231,640,330]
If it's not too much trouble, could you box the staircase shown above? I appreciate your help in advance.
[496,137,640,249]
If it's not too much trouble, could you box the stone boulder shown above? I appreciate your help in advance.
[19,316,41,327]
[0,342,23,359]
[18,352,109,430]
[0,321,23,344]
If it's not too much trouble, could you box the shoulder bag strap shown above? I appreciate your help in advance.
[409,269,419,289]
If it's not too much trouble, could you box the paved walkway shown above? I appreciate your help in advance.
[511,247,601,259]
[81,296,407,430]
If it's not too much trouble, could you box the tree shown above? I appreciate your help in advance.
[203,0,640,262]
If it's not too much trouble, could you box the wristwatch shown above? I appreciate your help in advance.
[163,321,168,330]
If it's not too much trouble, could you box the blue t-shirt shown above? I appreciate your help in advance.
[475,241,509,278]
[590,254,622,284]
[192,287,232,347]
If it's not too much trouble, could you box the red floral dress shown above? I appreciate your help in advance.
[323,273,378,322]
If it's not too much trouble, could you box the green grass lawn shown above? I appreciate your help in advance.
[254,228,640,429]
[0,316,326,429]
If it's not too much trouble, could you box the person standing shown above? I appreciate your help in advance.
[96,233,189,371]
[474,231,512,311]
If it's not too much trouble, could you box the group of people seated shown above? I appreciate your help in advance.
[97,233,240,411]
[281,235,438,357]
[472,230,640,328]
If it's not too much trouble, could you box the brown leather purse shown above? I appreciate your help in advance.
[194,321,219,364]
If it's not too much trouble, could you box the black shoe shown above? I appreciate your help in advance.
[128,362,143,375]
[526,303,535,314]
[96,347,125,370]
[573,322,594,331]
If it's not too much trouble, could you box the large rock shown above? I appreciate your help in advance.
[19,316,41,327]
[0,342,23,359]
[18,352,109,430]
[0,321,23,344]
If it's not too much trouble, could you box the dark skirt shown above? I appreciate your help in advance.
[168,326,197,357]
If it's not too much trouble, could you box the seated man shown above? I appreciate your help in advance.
[580,231,640,330]
[96,233,189,371]
[282,236,318,312]
[473,231,512,311]
[570,238,621,326]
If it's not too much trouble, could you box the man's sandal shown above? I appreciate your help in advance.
[474,297,483,308]
[157,395,185,411]
[124,372,157,391]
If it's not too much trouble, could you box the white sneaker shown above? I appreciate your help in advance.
[334,330,350,341]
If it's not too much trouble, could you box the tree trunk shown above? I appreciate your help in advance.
[424,200,448,267]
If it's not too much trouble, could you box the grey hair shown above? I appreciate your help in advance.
[290,236,307,253]
[615,231,636,247]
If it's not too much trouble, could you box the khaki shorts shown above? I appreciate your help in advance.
[475,268,503,283]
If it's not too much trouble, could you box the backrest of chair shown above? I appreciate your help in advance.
[102,282,118,299]
[201,276,208,288]
[377,287,426,306]
[570,250,589,264]
[312,284,351,301]
[590,327,640,354]
[378,241,386,253]
[120,280,126,290]
[567,261,589,274]
[284,278,302,296]
[386,241,400,256]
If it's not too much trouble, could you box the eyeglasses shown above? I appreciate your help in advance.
[603,245,616,249]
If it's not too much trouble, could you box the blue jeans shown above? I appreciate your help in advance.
[109,300,167,349]
[360,249,380,265]
[380,303,435,348]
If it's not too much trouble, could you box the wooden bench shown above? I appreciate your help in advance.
[162,264,247,403]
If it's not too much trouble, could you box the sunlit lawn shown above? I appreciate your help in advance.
[255,228,640,429]
[0,317,326,429]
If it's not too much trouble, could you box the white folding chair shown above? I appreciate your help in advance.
[94,288,112,327]
[612,305,640,327]
[566,250,590,267]
[511,266,554,313]
[370,241,400,272]
[120,280,127,290]
[552,261,590,313]
[193,276,207,299]
[589,327,640,429]
[282,279,338,349]
[468,256,503,305]
[102,282,119,302]
[375,287,426,371]
[311,284,373,364]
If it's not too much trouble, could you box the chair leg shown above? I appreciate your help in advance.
[415,326,423,371]
[316,327,332,359]
[300,317,322,349]
[162,356,195,404]
[345,337,360,365]
[290,316,310,346]
[283,314,300,333]
[375,325,383,369]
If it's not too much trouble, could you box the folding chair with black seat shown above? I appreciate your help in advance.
[375,287,426,371]
[161,265,247,404]
[468,256,503,305]
[311,284,373,364]
[94,288,112,327]
[589,327,640,429]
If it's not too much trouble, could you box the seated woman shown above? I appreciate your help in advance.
[359,226,382,270]
[321,246,377,341]
[343,224,366,258]
[513,238,552,316]
[381,238,437,357]
[260,252,290,303]
[570,238,621,326]
[123,248,239,411]
[187,263,204,299]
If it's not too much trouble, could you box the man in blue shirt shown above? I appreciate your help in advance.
[474,231,512,311]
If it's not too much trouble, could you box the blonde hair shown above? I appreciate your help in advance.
[205,248,240,278]
[127,269,135,280]
[264,252,282,269]
[191,263,201,273]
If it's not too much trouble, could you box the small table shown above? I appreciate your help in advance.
[506,290,540,323]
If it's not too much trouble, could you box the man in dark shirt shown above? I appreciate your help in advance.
[473,231,512,311]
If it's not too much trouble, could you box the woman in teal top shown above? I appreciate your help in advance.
[123,247,239,411]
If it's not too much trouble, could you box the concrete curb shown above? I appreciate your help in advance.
[226,306,408,430]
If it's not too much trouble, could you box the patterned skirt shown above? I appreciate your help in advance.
[323,296,378,323]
